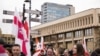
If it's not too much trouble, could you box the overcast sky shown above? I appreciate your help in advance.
[1,0,100,12]
[0,0,100,34]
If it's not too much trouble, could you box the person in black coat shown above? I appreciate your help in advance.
[91,48,100,56]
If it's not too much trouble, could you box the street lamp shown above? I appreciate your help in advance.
[24,0,33,55]
[24,0,41,55]
[24,0,31,28]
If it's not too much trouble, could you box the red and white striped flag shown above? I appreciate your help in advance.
[82,37,89,56]
[40,37,44,50]
[33,37,45,56]
[12,9,31,56]
[33,37,41,56]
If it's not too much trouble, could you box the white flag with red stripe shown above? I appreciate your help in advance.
[33,37,44,56]
[33,37,41,56]
[12,9,31,56]
[40,37,45,50]
[82,37,89,56]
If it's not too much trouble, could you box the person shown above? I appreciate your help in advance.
[63,49,69,56]
[4,44,13,56]
[46,47,55,56]
[91,48,100,56]
[39,50,46,56]
[0,38,8,56]
[58,47,65,56]
[72,44,89,56]
[11,44,25,56]
[5,48,12,56]
[68,50,73,56]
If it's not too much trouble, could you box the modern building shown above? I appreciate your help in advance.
[31,8,100,52]
[41,2,75,23]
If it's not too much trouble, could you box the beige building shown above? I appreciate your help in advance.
[31,8,100,51]
[0,28,14,44]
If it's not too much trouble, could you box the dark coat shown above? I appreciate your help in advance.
[91,48,100,56]
[12,52,25,56]
[20,52,25,56]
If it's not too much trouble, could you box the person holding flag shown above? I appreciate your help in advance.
[71,37,89,56]
[33,37,45,56]
[12,8,31,56]
[82,37,89,56]
[72,43,89,56]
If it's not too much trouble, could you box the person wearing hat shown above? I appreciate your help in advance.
[0,38,8,56]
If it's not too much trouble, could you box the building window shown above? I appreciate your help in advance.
[44,36,50,42]
[2,19,12,23]
[44,21,47,22]
[66,32,72,38]
[75,30,82,38]
[44,18,47,19]
[58,34,64,40]
[51,35,57,41]
[85,28,92,36]
[87,38,93,42]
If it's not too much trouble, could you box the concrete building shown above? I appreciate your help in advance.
[0,28,14,44]
[31,8,100,51]
[41,2,75,23]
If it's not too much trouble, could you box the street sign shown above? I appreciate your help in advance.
[3,10,40,22]
[3,9,41,15]
[3,18,40,23]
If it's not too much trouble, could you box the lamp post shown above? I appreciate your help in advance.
[24,0,33,55]
[24,0,31,28]
[24,0,41,55]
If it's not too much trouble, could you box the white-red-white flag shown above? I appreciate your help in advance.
[33,37,41,56]
[33,37,45,56]
[12,9,31,56]
[40,37,45,50]
[82,37,89,56]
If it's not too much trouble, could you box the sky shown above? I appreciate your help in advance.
[1,0,100,12]
[0,0,100,34]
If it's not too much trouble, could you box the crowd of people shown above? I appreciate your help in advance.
[0,38,100,56]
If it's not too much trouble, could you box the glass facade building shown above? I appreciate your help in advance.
[41,2,75,23]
